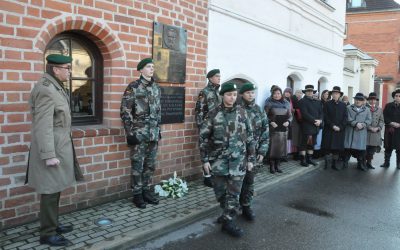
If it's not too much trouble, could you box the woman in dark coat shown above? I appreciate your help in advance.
[321,86,347,170]
[265,86,292,173]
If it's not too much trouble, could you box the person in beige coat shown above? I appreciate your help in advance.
[26,54,83,247]
[366,92,384,169]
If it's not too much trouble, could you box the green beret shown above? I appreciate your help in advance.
[137,58,153,71]
[239,82,256,94]
[46,54,72,64]
[219,82,237,96]
[207,69,220,78]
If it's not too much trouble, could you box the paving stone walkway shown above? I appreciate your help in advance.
[0,160,318,250]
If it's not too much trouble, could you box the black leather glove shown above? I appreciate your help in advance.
[203,176,213,188]
[127,135,140,145]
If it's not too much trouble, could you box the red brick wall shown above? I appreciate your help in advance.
[345,11,400,106]
[0,0,208,229]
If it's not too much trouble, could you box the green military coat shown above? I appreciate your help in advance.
[26,73,83,194]
[199,103,256,176]
[195,82,221,128]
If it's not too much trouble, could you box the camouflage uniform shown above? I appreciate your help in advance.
[199,103,256,221]
[195,82,221,128]
[239,99,269,207]
[120,76,161,195]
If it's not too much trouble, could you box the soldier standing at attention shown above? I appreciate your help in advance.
[120,58,162,209]
[239,83,269,221]
[199,82,256,237]
[195,69,222,187]
[26,54,84,247]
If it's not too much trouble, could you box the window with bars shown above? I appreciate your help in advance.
[45,33,103,125]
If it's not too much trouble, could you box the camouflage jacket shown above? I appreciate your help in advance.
[199,103,256,176]
[195,82,221,128]
[120,76,161,142]
[242,99,269,156]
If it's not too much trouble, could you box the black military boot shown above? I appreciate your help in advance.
[242,206,255,221]
[300,155,308,167]
[221,220,244,237]
[306,154,318,166]
[133,194,146,209]
[275,159,282,173]
[143,191,159,205]
[269,161,276,174]
[380,151,391,168]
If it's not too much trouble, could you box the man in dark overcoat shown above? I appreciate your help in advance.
[381,89,400,169]
[321,86,347,170]
[297,85,323,166]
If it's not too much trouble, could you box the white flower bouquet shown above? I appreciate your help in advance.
[154,171,189,198]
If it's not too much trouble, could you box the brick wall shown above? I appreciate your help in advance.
[345,11,400,105]
[0,0,208,229]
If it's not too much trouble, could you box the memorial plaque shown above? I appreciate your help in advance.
[160,86,185,124]
[153,22,187,83]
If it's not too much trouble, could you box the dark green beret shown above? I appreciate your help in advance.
[219,82,237,96]
[239,82,256,94]
[137,58,153,71]
[207,69,220,78]
[46,54,72,64]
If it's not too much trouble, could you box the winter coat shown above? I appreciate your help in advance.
[26,73,84,194]
[366,104,384,147]
[298,96,323,135]
[321,100,347,151]
[344,105,372,150]
[383,102,400,149]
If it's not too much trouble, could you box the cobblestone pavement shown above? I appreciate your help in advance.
[0,160,317,250]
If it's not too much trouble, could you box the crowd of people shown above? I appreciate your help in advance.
[195,69,400,238]
[27,55,400,246]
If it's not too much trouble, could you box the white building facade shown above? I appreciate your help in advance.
[207,0,346,106]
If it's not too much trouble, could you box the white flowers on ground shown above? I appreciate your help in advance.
[154,171,189,198]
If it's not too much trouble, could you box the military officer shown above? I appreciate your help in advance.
[195,69,222,187]
[238,82,268,221]
[120,58,162,208]
[199,82,256,237]
[26,54,84,247]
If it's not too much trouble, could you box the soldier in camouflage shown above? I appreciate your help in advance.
[239,82,269,221]
[120,58,161,209]
[195,69,222,187]
[199,82,256,237]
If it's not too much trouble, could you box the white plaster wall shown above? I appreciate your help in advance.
[359,65,376,95]
[207,0,346,107]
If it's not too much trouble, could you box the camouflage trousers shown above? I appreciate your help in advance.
[129,141,158,195]
[239,170,255,207]
[212,175,244,221]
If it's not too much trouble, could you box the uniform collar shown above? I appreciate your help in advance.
[221,102,237,112]
[242,98,255,107]
[140,75,154,86]
[207,81,220,91]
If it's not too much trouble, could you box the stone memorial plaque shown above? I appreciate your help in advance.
[160,86,185,124]
[153,22,187,83]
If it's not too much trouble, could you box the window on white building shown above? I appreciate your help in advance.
[347,0,366,8]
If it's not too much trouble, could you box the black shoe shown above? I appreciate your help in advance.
[343,160,348,169]
[269,162,276,174]
[281,157,288,162]
[306,154,318,166]
[242,206,255,221]
[40,235,73,247]
[133,194,146,209]
[203,176,213,188]
[217,215,225,224]
[221,220,244,237]
[366,162,375,169]
[380,162,390,168]
[300,155,308,167]
[143,191,159,205]
[55,224,73,234]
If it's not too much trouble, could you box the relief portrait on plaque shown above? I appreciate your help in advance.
[153,22,187,83]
